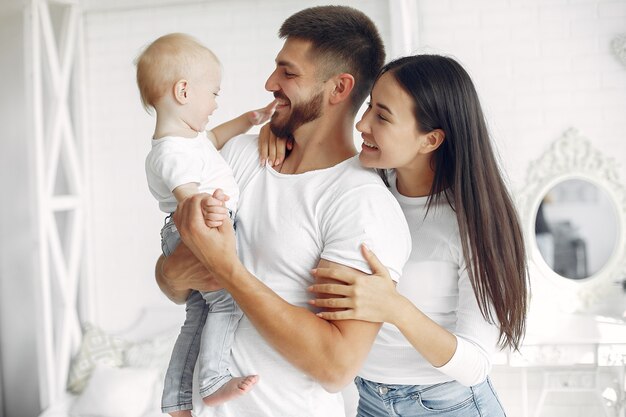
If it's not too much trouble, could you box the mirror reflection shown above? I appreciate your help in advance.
[535,179,618,280]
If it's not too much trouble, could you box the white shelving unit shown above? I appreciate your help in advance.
[25,0,94,411]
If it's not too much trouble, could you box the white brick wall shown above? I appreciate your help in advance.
[417,0,626,185]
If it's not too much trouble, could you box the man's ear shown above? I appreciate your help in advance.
[419,129,445,154]
[328,73,355,105]
[174,80,189,104]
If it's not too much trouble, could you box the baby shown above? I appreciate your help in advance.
[136,33,274,416]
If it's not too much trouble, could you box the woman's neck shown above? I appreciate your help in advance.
[394,164,435,198]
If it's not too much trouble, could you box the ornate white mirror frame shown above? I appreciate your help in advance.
[517,128,626,314]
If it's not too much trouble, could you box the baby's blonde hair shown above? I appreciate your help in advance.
[135,33,218,112]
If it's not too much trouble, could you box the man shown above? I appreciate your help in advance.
[157,6,411,417]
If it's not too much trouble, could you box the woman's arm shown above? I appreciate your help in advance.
[310,245,457,367]
[310,246,498,386]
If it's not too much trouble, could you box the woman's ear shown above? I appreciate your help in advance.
[174,80,189,104]
[328,73,355,105]
[419,129,445,154]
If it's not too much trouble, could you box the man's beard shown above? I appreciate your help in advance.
[270,90,324,139]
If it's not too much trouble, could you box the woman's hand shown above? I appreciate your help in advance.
[308,244,402,324]
[258,123,293,167]
[173,189,239,282]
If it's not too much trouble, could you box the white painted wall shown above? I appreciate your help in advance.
[1,0,625,416]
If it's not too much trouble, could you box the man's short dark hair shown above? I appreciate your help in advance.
[279,5,385,114]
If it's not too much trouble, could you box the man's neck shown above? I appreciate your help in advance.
[278,116,357,175]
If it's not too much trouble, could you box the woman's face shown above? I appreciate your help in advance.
[357,72,424,170]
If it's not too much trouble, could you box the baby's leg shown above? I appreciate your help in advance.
[162,290,209,414]
[198,289,257,407]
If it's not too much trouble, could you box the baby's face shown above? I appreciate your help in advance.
[184,58,222,132]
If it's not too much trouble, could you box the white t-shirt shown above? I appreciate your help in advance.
[145,132,239,213]
[194,135,411,417]
[359,171,501,387]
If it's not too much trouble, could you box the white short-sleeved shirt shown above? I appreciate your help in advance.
[145,132,239,213]
[194,135,412,417]
[359,171,501,387]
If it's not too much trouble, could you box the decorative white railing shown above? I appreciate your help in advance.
[26,0,93,410]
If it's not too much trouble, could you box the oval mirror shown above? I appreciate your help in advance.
[534,178,619,280]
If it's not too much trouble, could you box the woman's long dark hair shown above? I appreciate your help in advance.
[380,55,528,350]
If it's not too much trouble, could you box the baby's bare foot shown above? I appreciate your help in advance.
[202,375,259,407]
[169,410,192,417]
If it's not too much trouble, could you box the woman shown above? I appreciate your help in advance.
[308,55,528,416]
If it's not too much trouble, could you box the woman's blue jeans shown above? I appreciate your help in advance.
[355,376,506,417]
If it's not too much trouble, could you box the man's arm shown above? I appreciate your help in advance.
[155,241,224,304]
[228,259,380,391]
[161,246,379,391]
[155,255,190,304]
[167,193,381,392]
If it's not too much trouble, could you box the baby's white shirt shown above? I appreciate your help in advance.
[145,132,239,213]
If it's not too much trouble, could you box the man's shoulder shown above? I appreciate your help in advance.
[220,134,261,184]
[331,156,388,191]
[324,160,404,224]
[221,134,259,158]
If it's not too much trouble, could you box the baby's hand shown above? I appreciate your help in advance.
[202,189,230,228]
[247,99,278,126]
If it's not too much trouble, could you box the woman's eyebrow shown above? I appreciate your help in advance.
[375,102,393,115]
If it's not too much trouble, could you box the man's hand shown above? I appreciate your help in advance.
[173,189,239,282]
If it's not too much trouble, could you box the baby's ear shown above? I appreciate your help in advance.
[174,79,189,104]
